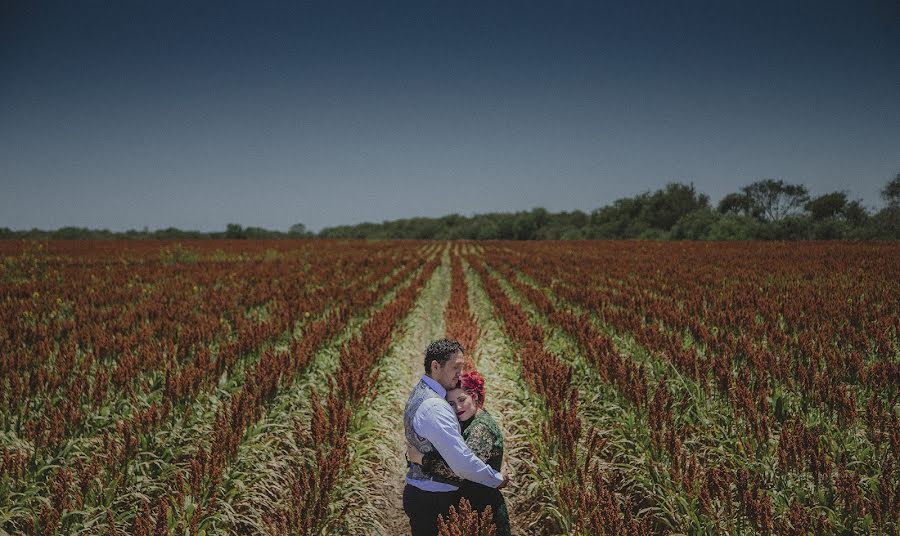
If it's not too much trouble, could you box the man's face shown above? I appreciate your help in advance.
[431,351,465,390]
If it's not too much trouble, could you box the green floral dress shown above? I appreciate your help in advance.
[421,409,511,536]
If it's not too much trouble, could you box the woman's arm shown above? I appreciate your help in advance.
[406,441,463,484]
[419,422,494,482]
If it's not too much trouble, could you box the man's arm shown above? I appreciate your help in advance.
[414,399,504,488]
[421,421,494,481]
[420,451,464,484]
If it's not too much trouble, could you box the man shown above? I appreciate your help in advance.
[403,338,508,536]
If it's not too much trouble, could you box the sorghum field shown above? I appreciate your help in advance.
[1,240,897,535]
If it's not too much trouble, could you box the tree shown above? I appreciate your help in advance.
[225,223,246,239]
[289,223,311,237]
[670,207,721,239]
[718,192,757,217]
[740,179,809,221]
[872,174,900,238]
[805,192,848,220]
[881,173,900,208]
[707,215,759,240]
[590,195,649,238]
[474,219,500,240]
[843,200,869,226]
[643,182,710,231]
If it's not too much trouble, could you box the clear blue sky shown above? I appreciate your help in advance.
[2,0,898,232]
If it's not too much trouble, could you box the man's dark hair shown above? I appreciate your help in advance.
[424,338,464,374]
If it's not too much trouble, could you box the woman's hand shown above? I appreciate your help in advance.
[406,441,424,464]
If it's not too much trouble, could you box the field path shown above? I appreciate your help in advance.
[462,256,553,535]
[337,248,452,535]
[364,248,548,535]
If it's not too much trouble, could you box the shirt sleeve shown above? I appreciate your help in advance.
[414,399,504,488]
[422,421,494,484]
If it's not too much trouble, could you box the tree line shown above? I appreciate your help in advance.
[319,176,899,240]
[3,176,898,241]
[0,224,312,241]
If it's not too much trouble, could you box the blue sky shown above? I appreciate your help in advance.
[2,0,898,231]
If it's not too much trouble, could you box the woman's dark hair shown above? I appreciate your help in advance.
[424,338,464,374]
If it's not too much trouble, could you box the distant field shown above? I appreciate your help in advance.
[1,240,897,535]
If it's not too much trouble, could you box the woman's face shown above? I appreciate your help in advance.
[446,387,478,421]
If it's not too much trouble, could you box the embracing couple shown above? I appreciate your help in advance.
[402,338,511,536]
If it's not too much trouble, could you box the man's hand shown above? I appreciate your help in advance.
[497,468,510,489]
[406,441,424,465]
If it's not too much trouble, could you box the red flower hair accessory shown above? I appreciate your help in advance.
[460,370,486,408]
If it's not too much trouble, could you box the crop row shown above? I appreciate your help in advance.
[467,255,650,534]
[265,256,441,534]
[481,242,897,534]
[1,242,429,534]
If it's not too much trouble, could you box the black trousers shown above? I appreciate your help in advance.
[403,484,460,536]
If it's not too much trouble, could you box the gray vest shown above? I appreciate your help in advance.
[404,378,458,485]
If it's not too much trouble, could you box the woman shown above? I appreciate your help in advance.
[406,370,511,536]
